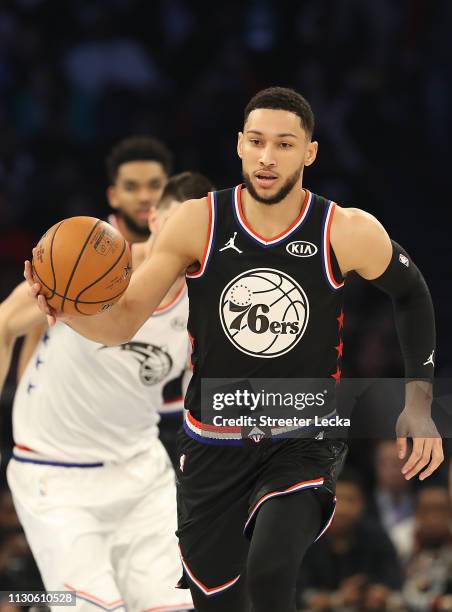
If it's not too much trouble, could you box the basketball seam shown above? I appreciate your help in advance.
[61,220,102,311]
[31,268,128,305]
[74,238,127,305]
[49,220,65,298]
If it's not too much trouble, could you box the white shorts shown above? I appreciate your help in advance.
[7,441,192,612]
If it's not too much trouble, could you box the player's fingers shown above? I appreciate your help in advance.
[396,437,407,460]
[24,260,34,285]
[419,439,444,480]
[404,438,433,480]
[401,438,424,477]
[37,294,56,326]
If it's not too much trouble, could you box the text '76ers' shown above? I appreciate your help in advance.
[219,268,309,358]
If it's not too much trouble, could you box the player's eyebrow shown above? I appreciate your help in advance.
[246,129,298,139]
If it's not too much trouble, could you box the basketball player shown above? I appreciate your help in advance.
[1,174,213,611]
[26,87,444,612]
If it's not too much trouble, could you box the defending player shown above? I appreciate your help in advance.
[1,168,212,610]
[26,87,444,612]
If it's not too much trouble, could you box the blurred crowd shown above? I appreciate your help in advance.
[0,0,451,610]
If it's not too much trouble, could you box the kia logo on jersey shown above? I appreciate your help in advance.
[286,241,318,257]
[219,268,309,358]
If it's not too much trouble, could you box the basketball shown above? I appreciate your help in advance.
[32,216,132,316]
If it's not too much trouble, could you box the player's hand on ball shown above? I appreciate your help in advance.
[24,259,63,327]
[396,407,444,480]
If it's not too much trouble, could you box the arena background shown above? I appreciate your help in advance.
[0,1,451,609]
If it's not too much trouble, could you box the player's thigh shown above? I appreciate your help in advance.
[7,461,125,610]
[112,448,192,611]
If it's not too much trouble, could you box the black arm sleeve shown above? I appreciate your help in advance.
[369,240,436,380]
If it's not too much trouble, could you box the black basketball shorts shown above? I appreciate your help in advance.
[175,427,347,597]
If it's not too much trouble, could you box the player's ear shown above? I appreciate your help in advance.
[304,140,318,167]
[237,132,244,159]
[107,186,119,210]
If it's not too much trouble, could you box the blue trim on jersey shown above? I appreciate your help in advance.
[231,187,314,249]
[321,200,343,292]
[159,409,184,418]
[12,454,104,468]
[183,421,243,446]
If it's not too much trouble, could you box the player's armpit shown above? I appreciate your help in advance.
[0,281,46,394]
[330,206,392,279]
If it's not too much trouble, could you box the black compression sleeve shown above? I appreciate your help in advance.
[369,240,436,380]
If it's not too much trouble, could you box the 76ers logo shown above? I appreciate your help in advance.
[219,268,309,358]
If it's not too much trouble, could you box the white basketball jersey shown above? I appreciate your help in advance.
[13,285,189,464]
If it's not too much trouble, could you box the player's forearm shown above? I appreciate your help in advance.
[64,298,133,346]
[0,333,14,396]
[370,241,436,380]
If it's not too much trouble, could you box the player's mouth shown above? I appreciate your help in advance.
[254,172,278,189]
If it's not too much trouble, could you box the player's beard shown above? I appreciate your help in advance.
[242,165,303,205]
[116,209,150,237]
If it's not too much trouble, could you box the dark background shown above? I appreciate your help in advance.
[0,0,451,604]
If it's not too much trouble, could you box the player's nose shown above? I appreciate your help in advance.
[259,144,276,167]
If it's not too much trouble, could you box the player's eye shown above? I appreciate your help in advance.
[279,142,292,149]
[124,183,137,191]
[249,138,261,146]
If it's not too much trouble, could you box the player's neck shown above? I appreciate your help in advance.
[158,275,186,310]
[241,186,306,239]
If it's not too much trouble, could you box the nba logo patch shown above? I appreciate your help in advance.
[399,254,409,267]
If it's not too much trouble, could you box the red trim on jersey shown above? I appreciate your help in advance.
[142,604,195,612]
[15,444,34,452]
[163,395,184,405]
[186,192,214,278]
[244,478,325,533]
[153,282,186,314]
[236,185,311,244]
[64,583,124,608]
[187,411,241,433]
[179,546,241,596]
[326,204,344,289]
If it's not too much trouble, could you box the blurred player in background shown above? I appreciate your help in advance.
[0,140,211,611]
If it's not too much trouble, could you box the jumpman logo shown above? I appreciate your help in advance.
[219,232,243,254]
[423,349,435,367]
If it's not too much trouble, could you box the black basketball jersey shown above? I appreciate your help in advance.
[185,185,345,421]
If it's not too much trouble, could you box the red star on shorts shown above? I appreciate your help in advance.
[330,366,341,384]
[335,339,344,358]
[337,310,344,331]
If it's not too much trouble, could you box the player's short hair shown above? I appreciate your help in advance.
[244,86,315,137]
[157,171,215,210]
[106,136,173,183]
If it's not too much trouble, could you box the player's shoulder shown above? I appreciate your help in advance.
[332,203,387,242]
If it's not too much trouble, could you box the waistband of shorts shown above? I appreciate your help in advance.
[12,444,104,468]
[183,409,337,446]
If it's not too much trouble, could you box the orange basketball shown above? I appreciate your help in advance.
[32,216,132,316]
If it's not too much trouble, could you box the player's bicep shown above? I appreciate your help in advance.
[333,208,392,279]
